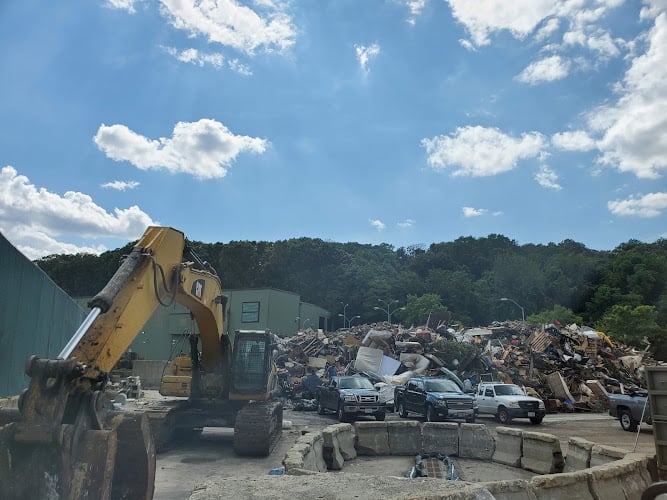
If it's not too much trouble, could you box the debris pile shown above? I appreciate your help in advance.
[274,321,660,413]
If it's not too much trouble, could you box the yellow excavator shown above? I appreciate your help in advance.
[0,226,283,499]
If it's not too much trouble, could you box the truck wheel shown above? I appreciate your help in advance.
[398,402,408,418]
[466,417,476,424]
[337,403,349,423]
[620,409,637,432]
[497,407,511,424]
[529,416,543,424]
[425,405,437,422]
[374,411,386,421]
[317,400,325,415]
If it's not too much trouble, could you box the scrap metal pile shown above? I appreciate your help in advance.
[275,320,659,412]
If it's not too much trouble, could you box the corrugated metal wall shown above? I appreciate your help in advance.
[0,233,86,397]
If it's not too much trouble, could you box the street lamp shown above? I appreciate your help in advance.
[374,299,405,324]
[302,318,311,329]
[347,315,360,328]
[339,302,349,328]
[500,297,525,322]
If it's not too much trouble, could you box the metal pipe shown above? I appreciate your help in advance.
[58,307,102,359]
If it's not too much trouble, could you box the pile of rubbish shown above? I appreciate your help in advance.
[274,320,660,413]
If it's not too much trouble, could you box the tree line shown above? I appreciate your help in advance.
[35,234,667,358]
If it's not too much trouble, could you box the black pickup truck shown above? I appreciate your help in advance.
[394,376,477,423]
[316,375,386,422]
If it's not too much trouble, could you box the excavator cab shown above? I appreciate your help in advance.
[230,330,278,398]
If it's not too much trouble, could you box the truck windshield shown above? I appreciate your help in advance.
[494,385,525,396]
[425,380,460,393]
[338,377,375,390]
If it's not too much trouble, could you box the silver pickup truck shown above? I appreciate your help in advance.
[608,390,651,431]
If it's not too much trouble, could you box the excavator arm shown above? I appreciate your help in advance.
[0,226,229,500]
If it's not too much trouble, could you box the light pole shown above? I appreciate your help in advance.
[347,315,360,328]
[374,299,405,324]
[500,297,525,322]
[302,318,311,329]
[339,302,348,329]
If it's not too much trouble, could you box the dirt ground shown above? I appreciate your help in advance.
[149,398,657,499]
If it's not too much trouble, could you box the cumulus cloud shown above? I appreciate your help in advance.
[397,218,414,228]
[447,0,556,47]
[551,130,597,151]
[355,43,381,72]
[94,119,268,179]
[159,0,295,56]
[370,219,386,231]
[0,166,156,259]
[462,207,487,217]
[608,192,667,217]
[534,165,562,190]
[421,125,546,177]
[588,12,667,179]
[516,55,570,84]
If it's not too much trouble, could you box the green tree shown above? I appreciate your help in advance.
[595,304,661,349]
[401,293,449,327]
[526,305,583,327]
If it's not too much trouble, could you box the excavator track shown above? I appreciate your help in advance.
[233,401,283,457]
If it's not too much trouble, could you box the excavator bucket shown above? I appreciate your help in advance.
[0,357,156,500]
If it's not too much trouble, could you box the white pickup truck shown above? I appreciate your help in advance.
[475,383,546,424]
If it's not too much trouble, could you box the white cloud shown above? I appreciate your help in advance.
[370,219,386,231]
[588,13,667,179]
[421,125,546,177]
[104,0,136,13]
[164,46,225,68]
[397,218,414,228]
[447,0,556,47]
[94,119,268,179]
[159,0,295,56]
[551,130,596,151]
[101,180,140,191]
[516,55,570,84]
[404,0,428,25]
[0,166,156,259]
[462,207,487,217]
[534,165,562,190]
[355,43,381,72]
[608,192,667,217]
[228,58,253,75]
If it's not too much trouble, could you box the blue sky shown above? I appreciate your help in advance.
[1,0,666,260]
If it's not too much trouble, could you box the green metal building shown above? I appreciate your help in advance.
[75,288,330,361]
[0,233,87,397]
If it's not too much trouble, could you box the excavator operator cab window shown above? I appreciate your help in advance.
[231,335,269,394]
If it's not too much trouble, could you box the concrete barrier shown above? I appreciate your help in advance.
[493,427,523,467]
[590,443,628,467]
[530,471,593,500]
[355,421,390,456]
[322,423,356,469]
[480,479,536,500]
[564,437,593,472]
[387,420,422,455]
[587,453,652,500]
[520,431,564,474]
[280,421,651,499]
[422,422,459,455]
[458,423,494,459]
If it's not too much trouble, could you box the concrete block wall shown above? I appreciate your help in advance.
[131,360,168,389]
